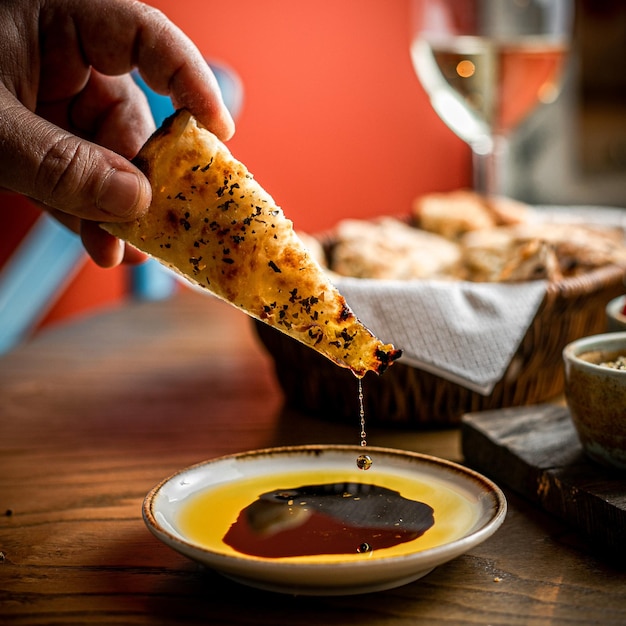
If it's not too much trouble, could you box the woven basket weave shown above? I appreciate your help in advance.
[254,264,625,428]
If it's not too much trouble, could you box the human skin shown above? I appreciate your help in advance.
[0,0,234,267]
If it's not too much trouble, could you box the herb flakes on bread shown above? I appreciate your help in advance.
[102,109,401,377]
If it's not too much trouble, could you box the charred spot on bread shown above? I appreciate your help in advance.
[103,109,401,377]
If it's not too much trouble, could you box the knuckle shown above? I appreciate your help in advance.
[36,135,99,210]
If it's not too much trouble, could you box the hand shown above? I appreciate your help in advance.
[0,0,235,267]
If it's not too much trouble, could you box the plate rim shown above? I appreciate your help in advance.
[142,444,507,592]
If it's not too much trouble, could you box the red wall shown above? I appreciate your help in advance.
[149,0,470,233]
[2,0,470,333]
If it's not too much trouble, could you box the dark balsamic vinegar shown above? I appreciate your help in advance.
[222,482,435,559]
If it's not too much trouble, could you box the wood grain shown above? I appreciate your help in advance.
[461,404,626,556]
[2,290,626,625]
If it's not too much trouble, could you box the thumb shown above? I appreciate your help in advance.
[0,101,151,222]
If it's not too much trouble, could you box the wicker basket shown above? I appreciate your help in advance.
[254,264,626,428]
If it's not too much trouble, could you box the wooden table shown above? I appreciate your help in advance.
[2,289,626,625]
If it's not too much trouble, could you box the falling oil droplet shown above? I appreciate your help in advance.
[356,454,372,471]
[356,378,372,470]
[357,542,372,553]
[358,378,366,447]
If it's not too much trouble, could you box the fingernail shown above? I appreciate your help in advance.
[221,108,236,141]
[97,169,148,219]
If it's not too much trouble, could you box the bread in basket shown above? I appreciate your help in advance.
[255,193,626,427]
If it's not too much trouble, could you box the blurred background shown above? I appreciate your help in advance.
[0,0,624,351]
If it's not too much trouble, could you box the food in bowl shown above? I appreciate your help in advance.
[563,333,626,470]
[598,354,626,370]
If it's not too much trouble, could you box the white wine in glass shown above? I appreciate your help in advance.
[410,0,573,196]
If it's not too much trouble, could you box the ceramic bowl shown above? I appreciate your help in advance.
[143,445,507,595]
[563,332,626,470]
[606,295,626,332]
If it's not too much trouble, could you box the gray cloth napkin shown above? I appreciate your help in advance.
[334,276,547,395]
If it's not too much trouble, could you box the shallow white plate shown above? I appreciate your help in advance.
[143,445,506,595]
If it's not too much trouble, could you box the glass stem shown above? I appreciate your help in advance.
[471,134,509,197]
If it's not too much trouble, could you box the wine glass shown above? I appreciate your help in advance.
[410,0,574,196]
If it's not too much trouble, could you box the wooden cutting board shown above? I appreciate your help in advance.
[461,404,626,556]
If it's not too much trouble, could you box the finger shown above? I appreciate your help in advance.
[121,243,149,265]
[67,0,235,140]
[0,91,151,222]
[80,220,125,268]
[47,207,148,267]
[37,71,155,160]
[79,220,147,267]
[46,207,81,235]
[68,71,156,158]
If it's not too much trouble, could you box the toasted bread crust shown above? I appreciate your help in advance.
[103,109,401,376]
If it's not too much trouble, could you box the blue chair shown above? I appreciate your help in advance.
[0,61,243,354]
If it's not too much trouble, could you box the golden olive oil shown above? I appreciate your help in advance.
[177,468,478,563]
